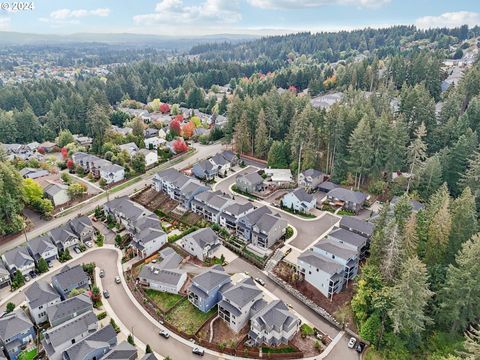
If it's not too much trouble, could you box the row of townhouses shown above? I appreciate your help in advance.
[72,152,125,185]
[297,216,374,299]
[191,150,238,180]
[0,216,95,284]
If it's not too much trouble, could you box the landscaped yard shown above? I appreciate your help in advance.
[18,348,37,360]
[262,346,298,354]
[165,300,217,336]
[144,289,184,313]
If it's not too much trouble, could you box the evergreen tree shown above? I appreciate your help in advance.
[416,155,443,200]
[0,162,25,235]
[254,109,269,158]
[425,195,451,267]
[381,219,404,283]
[460,325,480,359]
[388,256,433,335]
[234,112,251,154]
[461,149,480,210]
[348,116,374,188]
[407,122,427,192]
[267,141,290,168]
[404,213,419,259]
[36,257,49,273]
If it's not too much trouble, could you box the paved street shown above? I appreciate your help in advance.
[0,142,224,254]
[213,166,340,251]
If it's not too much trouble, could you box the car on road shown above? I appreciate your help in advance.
[74,246,81,254]
[159,330,170,339]
[192,347,204,356]
[103,290,110,298]
[100,269,105,278]
[115,277,121,284]
[254,277,265,286]
[348,337,357,349]
[355,342,366,353]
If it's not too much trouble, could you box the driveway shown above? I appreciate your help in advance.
[214,166,341,251]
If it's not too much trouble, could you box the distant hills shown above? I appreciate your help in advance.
[0,31,260,50]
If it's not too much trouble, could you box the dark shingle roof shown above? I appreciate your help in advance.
[46,294,92,325]
[191,265,230,294]
[339,216,374,237]
[25,281,60,309]
[63,324,116,360]
[298,251,344,275]
[52,264,89,290]
[327,188,367,204]
[328,228,368,248]
[0,310,33,341]
[290,188,314,203]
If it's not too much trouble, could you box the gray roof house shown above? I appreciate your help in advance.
[68,216,95,242]
[249,300,300,347]
[313,238,359,281]
[282,188,317,213]
[235,172,265,194]
[140,354,158,360]
[118,142,139,156]
[209,153,231,176]
[219,150,238,165]
[100,163,125,185]
[49,223,80,252]
[339,216,374,238]
[129,213,167,259]
[1,246,35,276]
[219,202,255,230]
[25,281,61,324]
[188,265,232,313]
[46,293,93,327]
[51,264,90,300]
[298,169,326,190]
[317,181,339,193]
[44,183,70,207]
[237,206,272,242]
[27,234,58,263]
[0,310,35,360]
[390,196,424,213]
[103,341,137,360]
[42,311,98,360]
[218,277,264,333]
[192,159,218,181]
[137,248,186,294]
[327,227,368,259]
[191,191,233,224]
[326,188,368,213]
[103,196,148,229]
[179,227,221,261]
[19,167,49,179]
[62,324,117,360]
[251,213,288,250]
[177,180,210,209]
[0,263,10,289]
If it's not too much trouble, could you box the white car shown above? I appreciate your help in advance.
[348,337,356,349]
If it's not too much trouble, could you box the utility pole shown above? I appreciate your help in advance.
[297,142,303,184]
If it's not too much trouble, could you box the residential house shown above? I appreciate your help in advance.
[188,265,232,313]
[144,136,165,150]
[317,181,338,193]
[237,206,272,242]
[158,127,167,139]
[249,300,300,347]
[177,180,210,209]
[27,235,58,264]
[298,169,326,191]
[390,196,424,213]
[326,188,368,213]
[264,169,294,186]
[0,310,35,360]
[39,141,56,152]
[194,127,209,137]
[73,134,93,147]
[327,227,368,260]
[235,172,264,194]
[46,293,93,327]
[104,341,137,360]
[42,311,97,360]
[192,159,218,181]
[110,125,133,137]
[103,196,149,230]
[191,191,232,223]
[51,264,90,300]
[44,183,70,207]
[138,149,158,167]
[19,167,49,179]
[25,281,61,324]
[118,142,139,157]
[179,227,221,261]
[137,248,186,294]
[339,216,374,239]
[251,213,288,250]
[143,128,159,139]
[218,277,264,333]
[1,247,35,276]
[140,354,158,360]
[209,153,230,176]
[219,202,255,231]
[313,239,359,282]
[100,164,125,185]
[297,251,345,299]
[310,92,344,110]
[68,216,95,242]
[72,152,111,178]
[282,188,316,212]
[0,263,10,289]
[49,223,79,252]
[62,324,117,360]
[219,150,238,166]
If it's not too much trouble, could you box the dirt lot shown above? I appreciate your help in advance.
[273,261,355,317]
[198,317,248,348]
[290,332,323,357]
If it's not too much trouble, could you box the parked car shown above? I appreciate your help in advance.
[103,290,110,299]
[192,348,204,356]
[74,246,81,254]
[348,337,356,349]
[115,277,121,284]
[24,275,31,282]
[47,261,53,268]
[159,330,170,339]
[85,241,93,248]
[92,217,98,222]
[29,271,37,279]
[355,342,366,353]
[100,269,105,278]
[254,277,265,286]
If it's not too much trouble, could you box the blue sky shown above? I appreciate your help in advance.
[0,0,479,36]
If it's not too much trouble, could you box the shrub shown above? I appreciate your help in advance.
[300,323,315,337]
[6,302,15,313]
[285,226,294,239]
[110,318,120,333]
[368,180,387,195]
[97,312,107,320]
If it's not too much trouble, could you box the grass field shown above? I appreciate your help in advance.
[165,300,217,336]
[18,348,37,360]
[144,289,184,313]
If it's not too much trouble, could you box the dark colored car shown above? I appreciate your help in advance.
[103,290,110,299]
[355,342,366,353]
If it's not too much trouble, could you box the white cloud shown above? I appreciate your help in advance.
[133,0,241,25]
[247,0,389,9]
[415,11,480,29]
[39,7,110,26]
[0,16,10,30]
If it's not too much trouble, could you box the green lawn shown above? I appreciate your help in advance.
[144,289,184,313]
[18,348,37,360]
[262,346,297,354]
[165,300,217,336]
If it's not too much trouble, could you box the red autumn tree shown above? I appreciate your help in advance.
[66,159,74,169]
[37,147,45,154]
[175,114,183,122]
[172,138,188,153]
[170,119,182,137]
[61,147,68,159]
[160,103,170,114]
[181,121,196,139]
